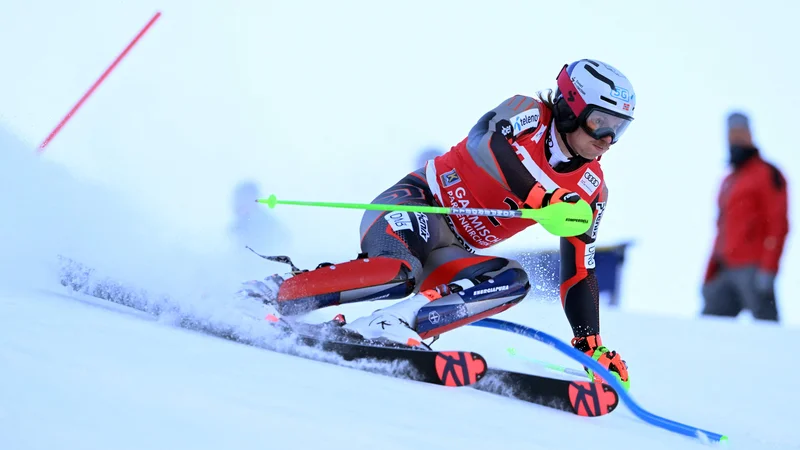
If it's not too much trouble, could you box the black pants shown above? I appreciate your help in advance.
[271,167,530,323]
[355,168,531,338]
[358,168,527,291]
[701,266,779,321]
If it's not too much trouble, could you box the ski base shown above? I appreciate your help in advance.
[296,333,488,387]
[475,368,619,416]
[265,316,488,387]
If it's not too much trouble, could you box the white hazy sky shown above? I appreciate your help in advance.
[1,0,797,322]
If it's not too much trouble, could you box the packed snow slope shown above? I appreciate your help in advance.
[3,279,799,450]
[2,124,800,450]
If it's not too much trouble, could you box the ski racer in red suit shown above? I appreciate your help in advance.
[246,59,636,389]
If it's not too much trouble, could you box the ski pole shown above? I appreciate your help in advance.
[506,347,589,378]
[257,194,592,238]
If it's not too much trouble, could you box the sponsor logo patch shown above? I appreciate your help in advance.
[440,169,461,188]
[473,285,510,296]
[384,211,413,232]
[578,168,601,195]
[414,212,430,242]
[511,109,540,135]
[591,202,605,239]
[584,243,596,269]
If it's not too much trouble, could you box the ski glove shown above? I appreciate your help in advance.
[524,181,581,209]
[571,334,630,391]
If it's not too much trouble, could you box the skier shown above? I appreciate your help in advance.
[247,59,634,389]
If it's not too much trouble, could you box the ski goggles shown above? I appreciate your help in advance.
[579,107,632,144]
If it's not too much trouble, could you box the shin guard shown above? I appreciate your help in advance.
[414,267,530,339]
[275,256,415,315]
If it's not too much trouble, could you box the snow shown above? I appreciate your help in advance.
[1,2,800,448]
[3,270,799,449]
[2,129,799,449]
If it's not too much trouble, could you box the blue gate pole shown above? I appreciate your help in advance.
[470,318,727,443]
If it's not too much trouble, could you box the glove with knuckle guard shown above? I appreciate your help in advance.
[571,334,630,391]
[524,181,581,209]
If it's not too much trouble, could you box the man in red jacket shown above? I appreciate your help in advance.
[702,112,789,321]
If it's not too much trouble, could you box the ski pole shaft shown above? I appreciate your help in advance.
[506,347,588,378]
[259,194,524,219]
[256,194,592,238]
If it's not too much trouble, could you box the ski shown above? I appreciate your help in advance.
[267,315,618,416]
[298,335,488,387]
[473,368,619,417]
[294,331,618,416]
[264,316,489,387]
[55,259,616,414]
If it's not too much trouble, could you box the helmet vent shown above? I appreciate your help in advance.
[600,96,617,106]
[584,65,616,90]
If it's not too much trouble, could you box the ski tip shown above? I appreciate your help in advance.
[568,381,619,417]
[435,351,488,387]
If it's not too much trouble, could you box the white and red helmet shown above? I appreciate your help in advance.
[553,59,636,144]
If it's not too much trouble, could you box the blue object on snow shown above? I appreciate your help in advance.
[470,318,727,443]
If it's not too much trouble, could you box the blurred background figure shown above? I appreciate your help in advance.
[702,112,789,322]
[229,180,290,257]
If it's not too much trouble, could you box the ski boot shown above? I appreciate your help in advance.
[341,284,451,349]
[571,334,630,391]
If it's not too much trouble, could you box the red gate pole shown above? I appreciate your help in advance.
[38,11,162,153]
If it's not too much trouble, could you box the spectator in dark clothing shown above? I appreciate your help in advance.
[702,112,789,321]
